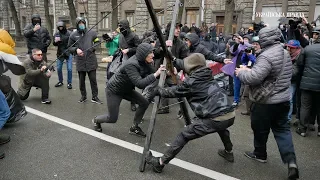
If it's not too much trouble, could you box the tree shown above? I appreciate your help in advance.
[67,0,77,27]
[224,0,235,35]
[44,0,53,37]
[7,0,23,40]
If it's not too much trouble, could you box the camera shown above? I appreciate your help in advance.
[245,46,254,53]
[289,17,302,29]
[253,21,266,35]
[102,33,112,42]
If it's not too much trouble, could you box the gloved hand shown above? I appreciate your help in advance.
[102,33,112,42]
[146,86,160,103]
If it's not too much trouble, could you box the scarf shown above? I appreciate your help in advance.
[289,48,301,61]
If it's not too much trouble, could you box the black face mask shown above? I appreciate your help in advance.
[32,19,41,26]
[120,27,126,33]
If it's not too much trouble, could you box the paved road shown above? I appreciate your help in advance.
[1,57,319,180]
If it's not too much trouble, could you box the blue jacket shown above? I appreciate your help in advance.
[241,53,256,66]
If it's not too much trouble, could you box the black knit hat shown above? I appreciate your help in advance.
[183,53,206,74]
[136,43,154,62]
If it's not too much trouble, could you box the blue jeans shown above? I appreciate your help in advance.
[288,83,296,122]
[233,75,241,103]
[251,102,296,163]
[0,90,10,129]
[57,55,73,84]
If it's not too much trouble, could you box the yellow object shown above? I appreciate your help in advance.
[248,27,254,30]
[93,38,100,43]
[0,29,16,55]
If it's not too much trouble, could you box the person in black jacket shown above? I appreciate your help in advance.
[200,33,219,54]
[118,19,141,111]
[183,33,230,64]
[295,33,320,137]
[23,14,51,62]
[68,17,102,104]
[145,53,235,173]
[53,21,73,89]
[92,43,166,137]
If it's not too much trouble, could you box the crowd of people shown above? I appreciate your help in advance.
[1,13,320,180]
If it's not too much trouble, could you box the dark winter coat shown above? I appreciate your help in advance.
[53,23,71,59]
[200,34,219,54]
[23,15,51,54]
[118,19,141,58]
[186,33,224,63]
[294,43,320,91]
[107,43,156,94]
[17,55,47,97]
[68,19,99,72]
[181,26,190,33]
[159,67,234,119]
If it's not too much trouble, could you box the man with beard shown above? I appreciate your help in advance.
[53,21,73,89]
[23,14,51,63]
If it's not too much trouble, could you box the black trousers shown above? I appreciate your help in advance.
[19,74,49,100]
[299,90,320,130]
[251,102,296,163]
[161,117,234,164]
[78,70,98,98]
[95,88,149,126]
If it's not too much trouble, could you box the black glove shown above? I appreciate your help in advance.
[102,33,112,42]
[146,86,160,103]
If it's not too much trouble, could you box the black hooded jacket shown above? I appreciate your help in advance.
[118,20,141,58]
[68,17,99,71]
[23,14,51,54]
[200,34,219,54]
[186,33,224,63]
[107,43,157,94]
[159,67,234,119]
[53,21,71,59]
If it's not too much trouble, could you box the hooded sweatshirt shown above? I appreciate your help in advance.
[185,33,224,63]
[23,14,51,54]
[118,19,141,58]
[107,43,156,94]
[53,21,71,58]
[68,17,100,71]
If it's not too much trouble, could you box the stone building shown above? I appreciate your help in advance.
[1,0,320,37]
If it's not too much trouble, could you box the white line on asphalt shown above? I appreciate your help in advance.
[26,106,239,180]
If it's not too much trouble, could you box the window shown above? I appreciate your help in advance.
[10,17,15,30]
[22,16,27,29]
[315,1,320,21]
[101,12,110,29]
[80,13,85,17]
[215,16,237,34]
[261,5,282,28]
[126,12,135,27]
[21,0,26,7]
[186,10,200,27]
[34,0,40,6]
[0,18,4,29]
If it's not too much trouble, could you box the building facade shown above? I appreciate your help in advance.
[1,0,320,37]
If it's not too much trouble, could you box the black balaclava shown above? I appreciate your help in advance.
[31,14,41,26]
[57,21,67,34]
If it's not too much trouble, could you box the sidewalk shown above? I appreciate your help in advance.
[14,47,109,71]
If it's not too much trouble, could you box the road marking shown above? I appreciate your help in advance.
[26,106,239,180]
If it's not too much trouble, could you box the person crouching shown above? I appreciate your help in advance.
[17,49,51,104]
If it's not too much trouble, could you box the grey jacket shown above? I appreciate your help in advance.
[237,27,292,104]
